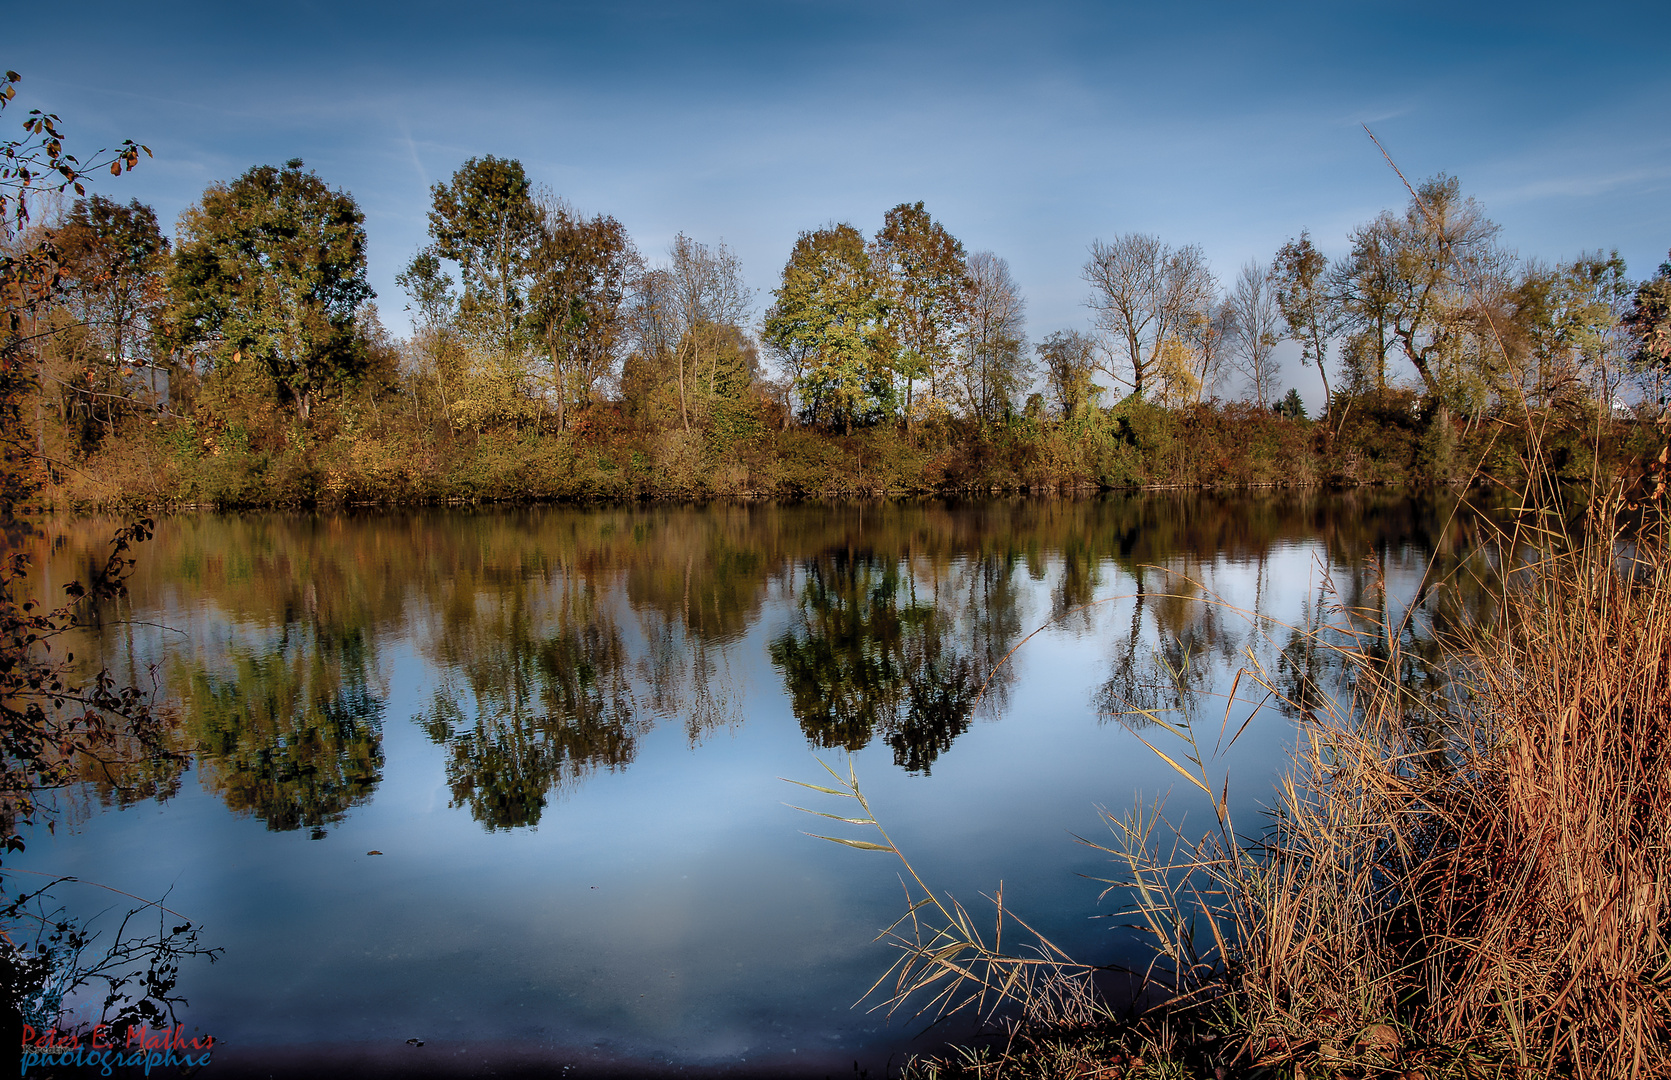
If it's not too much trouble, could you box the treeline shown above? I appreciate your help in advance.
[11,147,1671,507]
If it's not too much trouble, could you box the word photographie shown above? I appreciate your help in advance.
[19,1023,213,1076]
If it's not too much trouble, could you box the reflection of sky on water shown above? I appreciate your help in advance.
[15,497,1480,1068]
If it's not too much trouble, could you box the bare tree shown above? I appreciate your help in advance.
[1227,260,1282,406]
[629,235,752,431]
[958,252,1028,422]
[1184,298,1236,402]
[1082,234,1215,400]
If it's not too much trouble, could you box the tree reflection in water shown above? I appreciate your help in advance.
[177,626,384,838]
[771,550,1019,773]
[417,576,642,830]
[28,491,1514,831]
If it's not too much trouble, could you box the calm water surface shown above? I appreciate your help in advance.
[15,494,1487,1074]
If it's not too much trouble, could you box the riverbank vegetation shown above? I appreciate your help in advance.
[6,109,1670,508]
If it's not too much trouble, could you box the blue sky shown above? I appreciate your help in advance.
[11,0,1670,398]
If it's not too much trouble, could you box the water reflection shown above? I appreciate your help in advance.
[176,626,384,837]
[29,491,1512,830]
[18,491,1545,1069]
[417,575,642,830]
[769,551,1017,772]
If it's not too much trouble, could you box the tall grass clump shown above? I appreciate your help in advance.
[1099,477,1671,1078]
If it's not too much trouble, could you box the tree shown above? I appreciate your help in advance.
[1332,214,1400,393]
[1336,175,1503,404]
[52,197,171,450]
[1625,250,1671,408]
[1083,233,1215,400]
[419,156,542,361]
[1151,337,1202,406]
[667,234,750,431]
[762,223,890,432]
[958,252,1029,422]
[871,202,970,426]
[395,251,465,430]
[621,235,752,433]
[1507,252,1632,409]
[2,69,150,520]
[526,198,636,431]
[1036,329,1098,419]
[57,197,170,369]
[1227,259,1282,406]
[169,159,374,420]
[1272,230,1339,415]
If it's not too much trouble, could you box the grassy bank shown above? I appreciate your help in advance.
[27,388,1665,509]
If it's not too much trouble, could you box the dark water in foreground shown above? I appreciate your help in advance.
[14,493,1489,1075]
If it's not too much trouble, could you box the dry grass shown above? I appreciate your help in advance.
[1082,479,1671,1079]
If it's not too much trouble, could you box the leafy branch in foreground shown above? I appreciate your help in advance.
[0,518,178,840]
[4,872,221,1037]
[1,518,217,1048]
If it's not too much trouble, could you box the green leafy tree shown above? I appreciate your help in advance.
[1271,230,1339,416]
[395,250,457,329]
[1507,252,1632,408]
[871,202,969,426]
[763,223,891,432]
[169,159,374,420]
[527,200,636,430]
[418,155,542,361]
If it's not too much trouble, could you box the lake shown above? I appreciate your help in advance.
[11,493,1487,1076]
